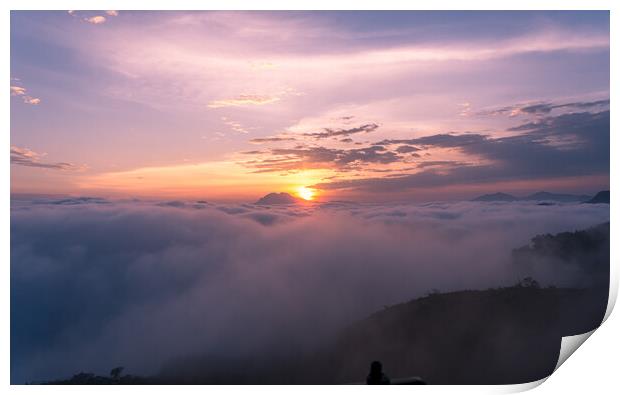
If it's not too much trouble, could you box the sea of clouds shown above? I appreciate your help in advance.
[10,197,610,383]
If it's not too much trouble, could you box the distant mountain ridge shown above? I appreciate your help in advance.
[523,191,592,202]
[472,191,596,203]
[472,192,518,202]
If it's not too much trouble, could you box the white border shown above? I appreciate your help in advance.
[4,1,617,394]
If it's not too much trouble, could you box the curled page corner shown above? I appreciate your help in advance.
[499,377,548,393]
[553,329,596,373]
[603,279,618,322]
[505,330,598,393]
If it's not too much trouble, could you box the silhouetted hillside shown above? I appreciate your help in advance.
[324,285,606,384]
[585,190,609,204]
[42,372,151,385]
[155,283,607,384]
[512,222,609,286]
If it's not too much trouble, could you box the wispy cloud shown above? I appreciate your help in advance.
[221,117,251,134]
[22,97,41,105]
[67,10,119,25]
[208,94,280,109]
[249,61,276,70]
[11,146,85,171]
[458,102,472,117]
[476,99,610,118]
[10,82,41,105]
[249,123,379,145]
[302,123,379,140]
[10,86,26,95]
[86,16,107,25]
[249,137,297,144]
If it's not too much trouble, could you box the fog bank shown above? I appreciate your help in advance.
[10,198,609,383]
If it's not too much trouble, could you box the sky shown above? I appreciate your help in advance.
[10,11,610,202]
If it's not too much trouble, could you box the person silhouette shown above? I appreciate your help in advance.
[366,360,390,385]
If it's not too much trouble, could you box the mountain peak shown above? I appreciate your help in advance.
[585,190,610,204]
[255,192,299,205]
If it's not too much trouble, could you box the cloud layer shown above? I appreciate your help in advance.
[311,110,609,192]
[11,197,609,383]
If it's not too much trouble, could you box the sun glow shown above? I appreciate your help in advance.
[297,186,316,201]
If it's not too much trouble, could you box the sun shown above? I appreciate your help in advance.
[297,186,316,201]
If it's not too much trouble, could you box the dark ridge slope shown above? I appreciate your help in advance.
[585,191,610,204]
